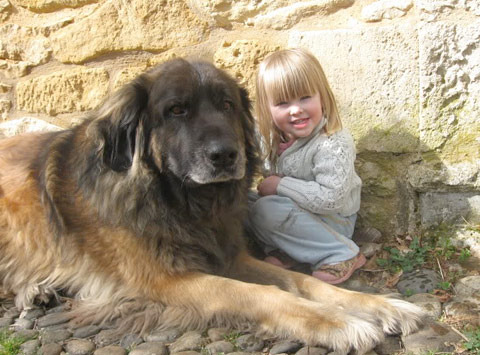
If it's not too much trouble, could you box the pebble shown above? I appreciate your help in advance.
[444,294,480,323]
[37,312,73,328]
[295,346,328,355]
[40,342,64,355]
[0,317,13,327]
[340,276,380,293]
[397,269,441,295]
[4,307,21,318]
[455,275,480,296]
[41,329,73,344]
[207,327,230,341]
[94,328,121,347]
[43,322,71,331]
[402,320,463,354]
[236,334,264,352]
[170,331,207,353]
[23,308,46,320]
[444,276,480,326]
[46,303,72,314]
[353,227,382,244]
[64,339,96,355]
[359,242,383,258]
[120,333,143,348]
[20,339,40,355]
[270,340,302,354]
[73,325,102,338]
[129,341,168,355]
[93,345,127,355]
[144,328,182,342]
[406,293,442,319]
[205,340,235,353]
[12,317,34,330]
[373,335,402,355]
[14,329,38,340]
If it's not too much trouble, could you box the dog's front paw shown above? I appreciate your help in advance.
[380,297,425,335]
[260,302,385,354]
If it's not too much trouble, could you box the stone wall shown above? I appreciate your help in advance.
[0,0,479,238]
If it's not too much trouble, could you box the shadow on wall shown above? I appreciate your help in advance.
[354,123,476,238]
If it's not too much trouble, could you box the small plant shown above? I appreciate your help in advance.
[0,330,26,355]
[423,224,472,264]
[463,327,480,354]
[377,237,430,273]
[459,248,471,262]
[436,281,452,291]
[433,236,456,260]
[377,224,473,276]
[223,331,241,344]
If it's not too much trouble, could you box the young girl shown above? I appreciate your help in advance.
[248,48,365,284]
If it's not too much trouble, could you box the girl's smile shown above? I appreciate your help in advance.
[291,117,309,128]
[269,92,323,139]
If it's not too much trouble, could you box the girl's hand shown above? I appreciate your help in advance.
[257,175,281,196]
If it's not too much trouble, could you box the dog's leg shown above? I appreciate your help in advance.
[145,268,388,353]
[228,252,424,340]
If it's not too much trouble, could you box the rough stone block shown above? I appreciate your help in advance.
[188,0,354,29]
[419,192,480,226]
[361,0,413,22]
[289,24,419,153]
[408,159,480,191]
[16,67,109,115]
[214,40,279,96]
[50,0,209,63]
[15,0,97,12]
[0,24,51,65]
[419,21,480,154]
[112,65,148,91]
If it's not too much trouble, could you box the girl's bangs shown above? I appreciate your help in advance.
[264,63,317,104]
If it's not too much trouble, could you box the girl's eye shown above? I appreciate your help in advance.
[301,96,312,100]
[275,101,288,106]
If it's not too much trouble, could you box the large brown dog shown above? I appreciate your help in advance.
[0,59,423,353]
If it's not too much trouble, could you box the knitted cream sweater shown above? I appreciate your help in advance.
[276,124,362,217]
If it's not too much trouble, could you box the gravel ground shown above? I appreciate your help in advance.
[1,269,479,354]
[1,235,479,355]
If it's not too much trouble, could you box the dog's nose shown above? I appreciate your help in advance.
[206,143,238,168]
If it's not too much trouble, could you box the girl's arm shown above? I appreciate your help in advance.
[257,175,281,196]
[276,133,360,215]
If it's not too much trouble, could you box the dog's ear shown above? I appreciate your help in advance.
[239,87,261,185]
[96,77,150,172]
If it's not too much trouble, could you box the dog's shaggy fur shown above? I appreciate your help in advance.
[0,59,423,353]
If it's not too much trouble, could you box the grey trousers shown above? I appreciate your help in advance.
[247,192,359,269]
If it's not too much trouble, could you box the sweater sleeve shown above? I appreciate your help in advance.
[276,133,357,215]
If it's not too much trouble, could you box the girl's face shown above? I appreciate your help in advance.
[269,92,323,140]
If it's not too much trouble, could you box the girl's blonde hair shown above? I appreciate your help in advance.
[255,48,342,165]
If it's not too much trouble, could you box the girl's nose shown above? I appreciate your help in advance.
[289,104,302,115]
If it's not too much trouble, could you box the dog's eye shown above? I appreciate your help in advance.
[169,105,187,116]
[223,100,233,111]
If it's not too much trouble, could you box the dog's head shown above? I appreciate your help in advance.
[91,58,259,186]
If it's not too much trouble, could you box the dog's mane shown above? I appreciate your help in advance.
[31,67,260,275]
